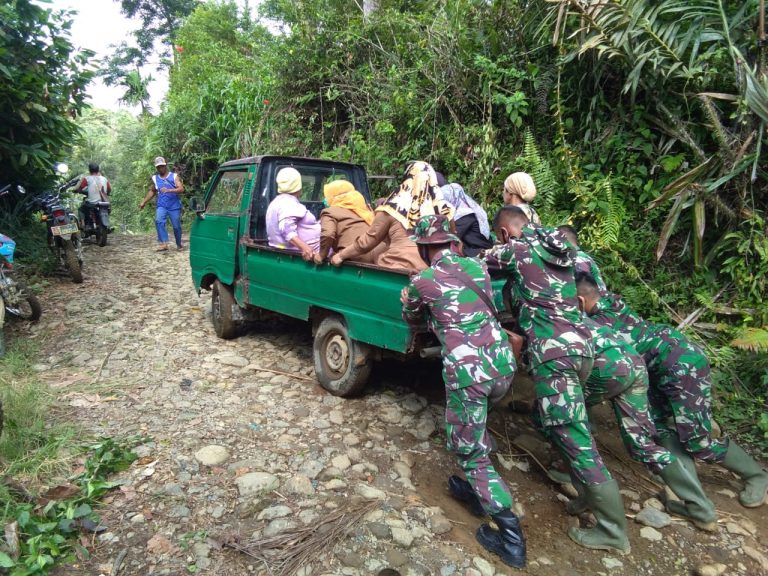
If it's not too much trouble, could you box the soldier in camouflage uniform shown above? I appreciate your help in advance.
[484,206,629,554]
[401,214,525,569]
[572,299,717,529]
[558,225,608,294]
[577,273,768,509]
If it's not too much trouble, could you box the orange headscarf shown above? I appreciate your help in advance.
[323,180,374,225]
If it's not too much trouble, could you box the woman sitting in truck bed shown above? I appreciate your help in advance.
[266,167,321,261]
[331,161,453,273]
[314,180,375,264]
[440,182,492,257]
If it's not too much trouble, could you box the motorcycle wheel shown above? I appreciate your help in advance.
[5,291,42,322]
[64,242,83,284]
[96,223,108,247]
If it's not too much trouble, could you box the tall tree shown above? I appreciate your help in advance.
[0,0,95,189]
[103,0,198,112]
[118,0,200,55]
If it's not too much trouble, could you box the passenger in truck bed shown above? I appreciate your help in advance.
[440,182,492,257]
[266,167,321,260]
[331,160,453,273]
[314,179,376,264]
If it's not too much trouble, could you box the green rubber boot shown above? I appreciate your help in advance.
[658,432,697,477]
[722,442,768,508]
[658,459,717,531]
[565,472,589,515]
[567,479,630,555]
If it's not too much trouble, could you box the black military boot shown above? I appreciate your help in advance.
[476,509,527,569]
[448,475,485,516]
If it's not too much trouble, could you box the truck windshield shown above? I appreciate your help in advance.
[206,170,248,214]
[275,164,355,203]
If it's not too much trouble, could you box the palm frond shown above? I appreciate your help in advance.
[543,0,724,98]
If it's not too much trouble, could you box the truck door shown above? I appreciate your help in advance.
[189,168,249,287]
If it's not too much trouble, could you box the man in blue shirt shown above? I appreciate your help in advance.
[140,156,185,251]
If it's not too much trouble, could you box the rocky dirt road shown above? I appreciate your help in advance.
[22,235,767,575]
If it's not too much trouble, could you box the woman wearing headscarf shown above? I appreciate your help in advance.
[266,167,321,260]
[331,161,453,273]
[440,183,492,257]
[503,172,541,225]
[314,180,375,264]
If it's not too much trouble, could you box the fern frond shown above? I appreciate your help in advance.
[520,128,560,215]
[730,328,768,353]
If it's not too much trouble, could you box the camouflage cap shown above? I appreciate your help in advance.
[410,214,460,245]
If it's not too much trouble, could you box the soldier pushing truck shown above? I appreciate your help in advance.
[399,180,766,568]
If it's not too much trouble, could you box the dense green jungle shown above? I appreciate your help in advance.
[1,0,767,452]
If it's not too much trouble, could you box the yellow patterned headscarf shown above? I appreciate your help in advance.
[377,161,454,230]
[323,180,374,225]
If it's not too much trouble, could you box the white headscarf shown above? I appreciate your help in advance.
[440,183,491,240]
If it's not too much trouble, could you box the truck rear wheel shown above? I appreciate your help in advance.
[313,316,371,397]
[211,280,239,339]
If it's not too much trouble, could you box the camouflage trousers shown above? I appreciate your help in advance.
[637,327,729,463]
[585,362,673,475]
[532,356,612,486]
[445,376,514,515]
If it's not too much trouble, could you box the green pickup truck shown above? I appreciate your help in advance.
[189,155,505,396]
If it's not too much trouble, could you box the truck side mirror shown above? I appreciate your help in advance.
[189,197,205,215]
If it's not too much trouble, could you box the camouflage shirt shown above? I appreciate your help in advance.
[402,249,516,390]
[588,294,685,361]
[484,225,593,367]
[589,294,652,340]
[583,316,643,402]
[574,249,608,294]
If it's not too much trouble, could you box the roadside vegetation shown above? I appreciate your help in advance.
[0,342,138,575]
[0,0,766,451]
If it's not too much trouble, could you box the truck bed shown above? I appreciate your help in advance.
[239,241,420,354]
[236,241,508,356]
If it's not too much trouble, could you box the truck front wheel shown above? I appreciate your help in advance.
[211,280,239,339]
[313,316,371,397]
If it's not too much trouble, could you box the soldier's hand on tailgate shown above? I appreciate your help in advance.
[400,287,410,305]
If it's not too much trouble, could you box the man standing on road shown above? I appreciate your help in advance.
[139,156,185,251]
[401,214,525,569]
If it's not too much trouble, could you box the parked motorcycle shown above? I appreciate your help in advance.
[78,196,112,247]
[0,233,42,322]
[0,184,43,361]
[37,165,84,283]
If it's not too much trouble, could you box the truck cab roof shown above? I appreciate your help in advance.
[219,155,366,173]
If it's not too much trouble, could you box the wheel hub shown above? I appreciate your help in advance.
[325,334,349,373]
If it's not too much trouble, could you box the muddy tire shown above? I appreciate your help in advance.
[5,289,42,322]
[211,280,239,339]
[96,223,108,247]
[313,316,371,397]
[64,242,83,284]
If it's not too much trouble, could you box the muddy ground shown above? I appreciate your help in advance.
[13,234,766,575]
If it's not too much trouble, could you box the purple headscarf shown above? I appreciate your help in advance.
[440,183,491,240]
